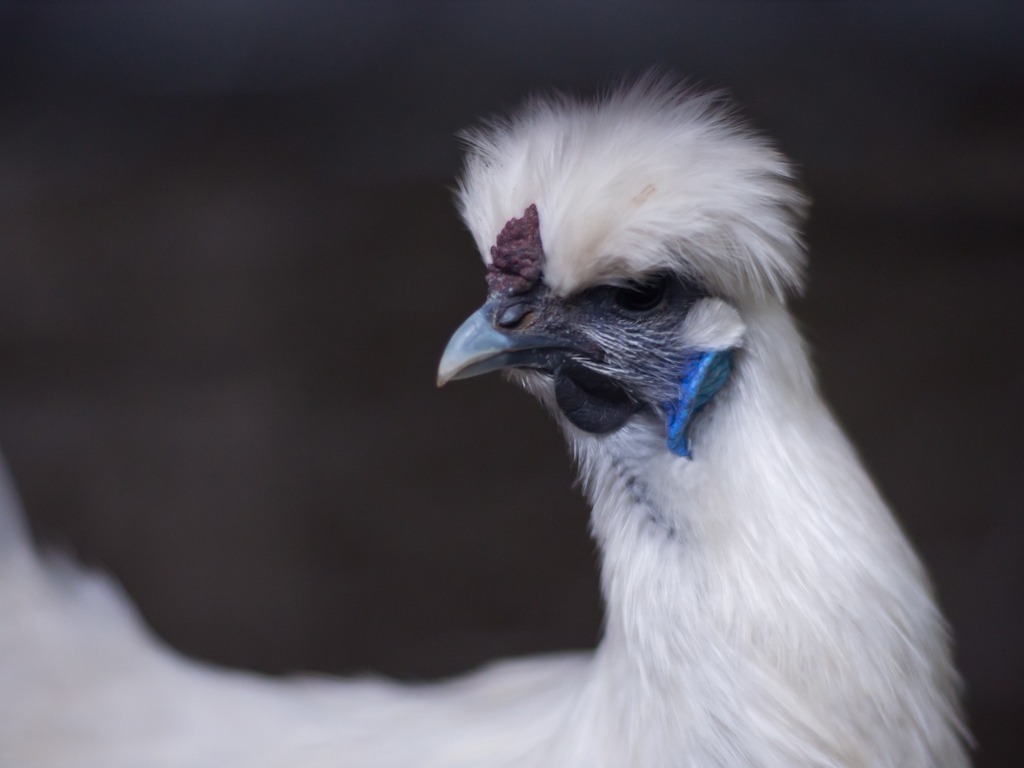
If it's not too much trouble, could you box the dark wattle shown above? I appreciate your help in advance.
[554,362,640,435]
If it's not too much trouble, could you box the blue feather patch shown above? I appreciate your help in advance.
[663,350,733,458]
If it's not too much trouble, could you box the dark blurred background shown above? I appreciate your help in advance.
[0,2,1020,765]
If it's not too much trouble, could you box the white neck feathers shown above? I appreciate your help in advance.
[558,300,967,767]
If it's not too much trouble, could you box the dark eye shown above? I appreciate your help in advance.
[613,277,667,313]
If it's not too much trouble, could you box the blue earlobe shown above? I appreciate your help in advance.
[663,350,734,458]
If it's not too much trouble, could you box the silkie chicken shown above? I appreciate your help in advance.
[0,77,969,767]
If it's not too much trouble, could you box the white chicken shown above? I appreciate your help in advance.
[0,77,969,767]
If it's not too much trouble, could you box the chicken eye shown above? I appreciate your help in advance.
[613,277,667,313]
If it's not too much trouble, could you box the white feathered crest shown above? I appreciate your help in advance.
[457,75,809,304]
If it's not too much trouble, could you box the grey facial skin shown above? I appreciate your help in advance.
[439,274,709,435]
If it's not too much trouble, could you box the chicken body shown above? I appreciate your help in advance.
[0,78,970,768]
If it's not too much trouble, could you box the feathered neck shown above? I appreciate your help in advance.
[552,299,967,767]
[577,301,830,687]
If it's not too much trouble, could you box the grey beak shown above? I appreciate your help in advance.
[436,301,572,387]
[437,304,515,386]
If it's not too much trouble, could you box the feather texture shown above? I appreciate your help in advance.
[457,76,808,303]
[0,77,969,767]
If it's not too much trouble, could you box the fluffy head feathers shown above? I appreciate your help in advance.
[457,76,808,304]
